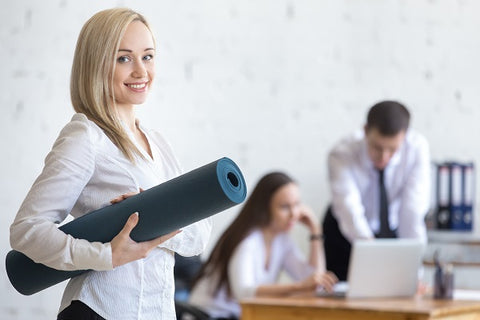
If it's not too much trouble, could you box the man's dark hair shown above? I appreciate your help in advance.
[366,100,410,136]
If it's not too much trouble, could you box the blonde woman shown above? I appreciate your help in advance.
[10,8,211,319]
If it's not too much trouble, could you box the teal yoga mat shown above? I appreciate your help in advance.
[6,157,246,295]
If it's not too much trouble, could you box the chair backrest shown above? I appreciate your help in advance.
[174,253,203,301]
[175,300,211,320]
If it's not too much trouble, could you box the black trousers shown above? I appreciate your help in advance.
[322,206,351,281]
[57,300,105,320]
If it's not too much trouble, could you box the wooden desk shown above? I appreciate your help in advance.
[241,295,480,320]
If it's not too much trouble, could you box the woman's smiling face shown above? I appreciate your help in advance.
[113,20,155,109]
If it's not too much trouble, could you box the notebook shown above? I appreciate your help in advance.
[318,239,425,298]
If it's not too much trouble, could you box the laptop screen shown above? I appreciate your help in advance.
[346,239,425,298]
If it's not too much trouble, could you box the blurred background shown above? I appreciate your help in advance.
[1,0,480,318]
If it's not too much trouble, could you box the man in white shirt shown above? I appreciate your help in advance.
[322,100,431,280]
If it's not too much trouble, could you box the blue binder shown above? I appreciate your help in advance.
[450,162,464,230]
[460,163,475,230]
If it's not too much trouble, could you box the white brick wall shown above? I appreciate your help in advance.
[1,1,480,318]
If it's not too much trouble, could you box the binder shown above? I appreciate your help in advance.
[435,163,451,229]
[461,163,475,230]
[450,163,464,230]
[425,162,438,230]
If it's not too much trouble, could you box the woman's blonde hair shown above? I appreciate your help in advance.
[70,8,154,162]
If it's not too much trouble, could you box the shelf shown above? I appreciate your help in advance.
[427,230,480,245]
[423,260,480,267]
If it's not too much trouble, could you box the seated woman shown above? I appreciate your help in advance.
[189,172,337,319]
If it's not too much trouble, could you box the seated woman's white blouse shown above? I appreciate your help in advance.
[9,113,212,320]
[189,229,313,318]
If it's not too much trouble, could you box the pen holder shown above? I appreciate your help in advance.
[434,263,454,299]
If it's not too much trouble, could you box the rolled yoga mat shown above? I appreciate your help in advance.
[6,157,246,295]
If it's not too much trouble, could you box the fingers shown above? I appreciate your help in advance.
[147,229,182,247]
[319,271,339,292]
[110,195,124,204]
[298,205,317,225]
[121,213,180,246]
[112,213,181,268]
[110,188,144,204]
[111,212,140,267]
[119,212,139,237]
[110,192,136,204]
[136,230,182,260]
[121,211,181,247]
[310,271,338,291]
[300,204,315,217]
[327,271,339,282]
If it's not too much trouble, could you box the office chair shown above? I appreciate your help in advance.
[175,300,211,320]
[174,253,203,301]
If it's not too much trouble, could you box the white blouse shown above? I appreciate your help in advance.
[189,229,313,318]
[10,113,212,319]
[328,129,431,242]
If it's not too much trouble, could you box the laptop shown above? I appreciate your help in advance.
[317,239,425,298]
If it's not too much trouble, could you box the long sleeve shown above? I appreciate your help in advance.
[228,232,313,300]
[281,238,314,281]
[10,115,113,271]
[396,134,430,241]
[228,233,260,300]
[328,136,375,241]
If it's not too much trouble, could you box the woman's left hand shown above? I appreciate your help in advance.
[298,205,320,234]
[108,188,182,268]
[111,212,181,268]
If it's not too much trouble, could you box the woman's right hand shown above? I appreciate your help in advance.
[301,270,338,292]
[110,212,181,268]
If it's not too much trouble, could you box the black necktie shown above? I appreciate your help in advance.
[377,169,395,238]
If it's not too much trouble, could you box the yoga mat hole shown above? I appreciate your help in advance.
[227,172,239,188]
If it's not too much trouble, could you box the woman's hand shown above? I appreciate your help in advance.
[109,189,181,268]
[111,212,181,268]
[300,271,338,292]
[298,205,320,234]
